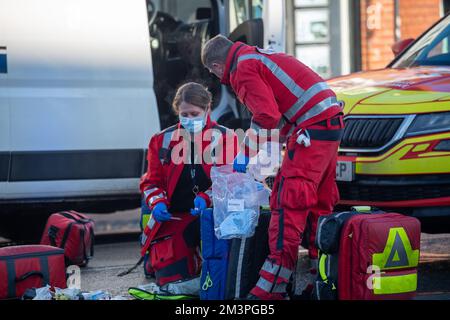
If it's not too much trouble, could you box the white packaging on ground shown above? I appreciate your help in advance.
[161,277,200,296]
[137,277,200,296]
[211,165,269,239]
[81,290,111,300]
[33,285,53,300]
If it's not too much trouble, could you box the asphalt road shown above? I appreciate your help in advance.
[2,208,449,299]
[78,209,450,300]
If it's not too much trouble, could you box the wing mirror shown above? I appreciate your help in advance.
[391,38,415,57]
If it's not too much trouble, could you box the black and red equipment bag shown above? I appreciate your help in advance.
[40,211,95,267]
[315,207,421,300]
[0,245,66,300]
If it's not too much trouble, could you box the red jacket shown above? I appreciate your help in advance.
[221,42,343,156]
[140,116,238,210]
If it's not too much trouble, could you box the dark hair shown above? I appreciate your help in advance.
[172,82,212,114]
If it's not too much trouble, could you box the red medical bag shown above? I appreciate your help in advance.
[315,208,421,300]
[40,211,95,267]
[0,245,66,299]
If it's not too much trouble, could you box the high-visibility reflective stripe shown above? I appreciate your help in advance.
[238,54,334,125]
[149,193,165,205]
[373,273,417,295]
[293,96,338,127]
[162,130,175,150]
[148,216,156,230]
[256,277,288,294]
[261,261,292,281]
[238,54,304,97]
[284,82,331,120]
[143,187,160,199]
[140,233,148,246]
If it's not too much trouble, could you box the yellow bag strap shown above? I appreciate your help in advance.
[318,254,328,283]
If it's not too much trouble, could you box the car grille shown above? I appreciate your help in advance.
[338,183,450,202]
[340,118,404,149]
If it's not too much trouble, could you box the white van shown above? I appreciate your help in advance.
[0,0,285,238]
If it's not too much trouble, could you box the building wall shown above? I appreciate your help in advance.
[360,0,396,70]
[399,0,441,40]
[359,0,442,71]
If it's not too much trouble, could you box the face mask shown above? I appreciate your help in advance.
[179,114,206,133]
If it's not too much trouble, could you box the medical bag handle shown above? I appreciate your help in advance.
[351,206,385,214]
[15,271,45,283]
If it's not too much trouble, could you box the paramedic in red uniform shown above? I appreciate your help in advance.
[202,36,344,300]
[140,82,238,287]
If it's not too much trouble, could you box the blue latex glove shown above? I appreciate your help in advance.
[233,152,250,173]
[190,196,207,216]
[151,202,171,223]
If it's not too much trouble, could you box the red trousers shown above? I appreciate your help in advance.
[251,115,344,300]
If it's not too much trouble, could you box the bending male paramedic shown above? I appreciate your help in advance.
[201,35,344,300]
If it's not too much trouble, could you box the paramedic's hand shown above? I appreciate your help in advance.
[191,196,207,216]
[151,202,171,223]
[233,152,250,173]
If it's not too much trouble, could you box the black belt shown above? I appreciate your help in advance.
[306,128,344,141]
[312,117,342,128]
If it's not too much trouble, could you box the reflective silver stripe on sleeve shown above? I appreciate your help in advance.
[148,193,165,205]
[255,278,288,294]
[261,261,293,280]
[162,130,174,150]
[238,54,304,97]
[284,82,331,120]
[237,54,335,127]
[143,187,159,200]
[293,96,338,127]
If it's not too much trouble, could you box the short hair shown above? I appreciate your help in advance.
[201,35,234,68]
[172,82,212,114]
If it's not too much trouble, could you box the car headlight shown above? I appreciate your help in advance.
[406,112,450,136]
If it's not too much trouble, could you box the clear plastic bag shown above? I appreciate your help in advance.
[248,142,282,182]
[211,165,265,239]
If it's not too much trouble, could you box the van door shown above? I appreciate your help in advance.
[227,0,285,51]
[0,42,9,197]
[262,0,285,51]
[212,0,286,129]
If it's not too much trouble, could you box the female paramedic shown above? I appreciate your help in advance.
[139,82,238,288]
